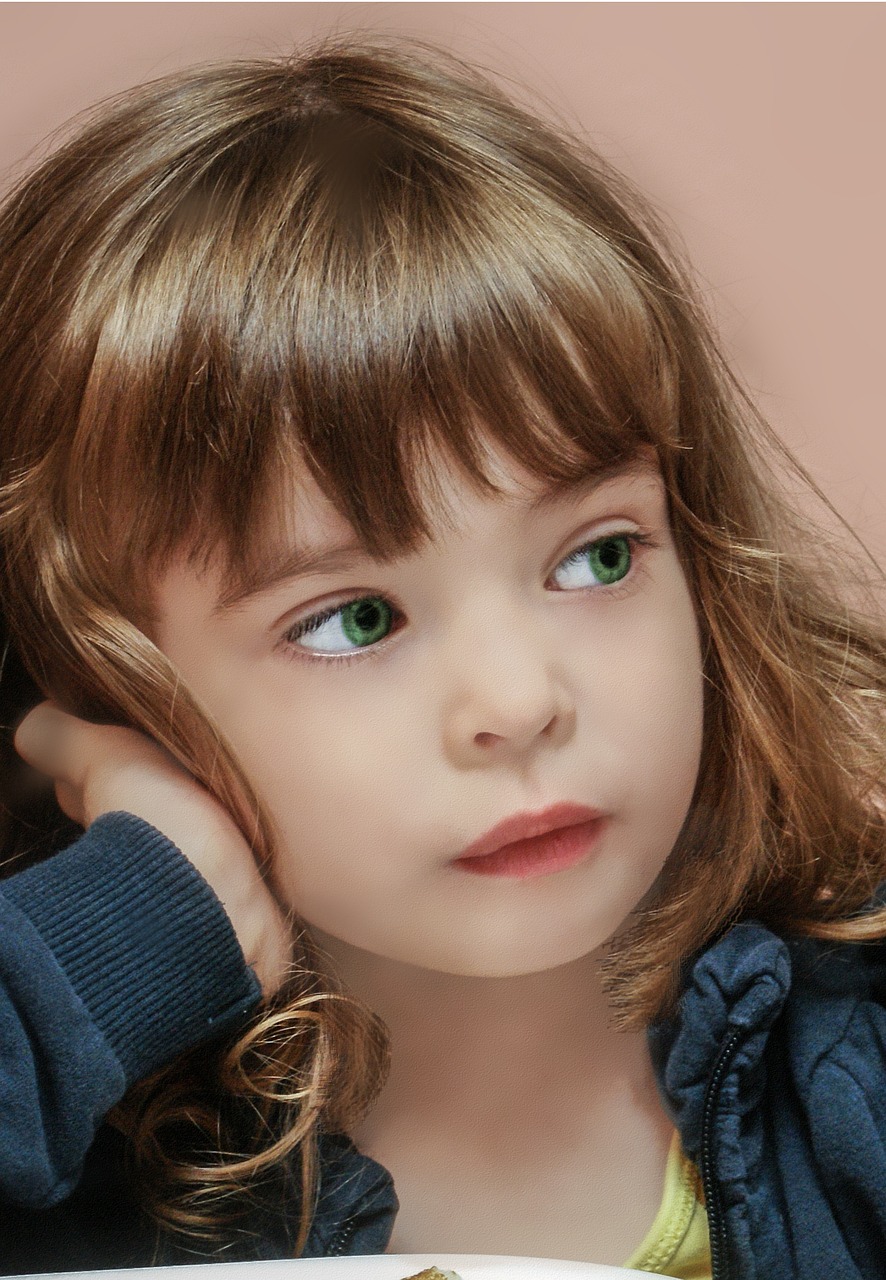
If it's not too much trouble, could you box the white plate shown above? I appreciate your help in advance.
[19,1256,673,1280]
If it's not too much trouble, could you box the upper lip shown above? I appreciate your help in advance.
[455,802,605,862]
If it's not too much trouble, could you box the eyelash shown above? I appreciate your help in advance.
[280,530,660,667]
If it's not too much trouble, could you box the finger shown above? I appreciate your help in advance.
[13,701,76,780]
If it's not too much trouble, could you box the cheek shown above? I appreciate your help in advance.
[601,582,704,814]
[230,676,416,858]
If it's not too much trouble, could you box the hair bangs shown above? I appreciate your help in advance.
[73,90,684,602]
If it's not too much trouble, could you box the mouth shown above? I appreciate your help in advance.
[451,802,607,881]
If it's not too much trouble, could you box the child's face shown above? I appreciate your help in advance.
[153,442,704,977]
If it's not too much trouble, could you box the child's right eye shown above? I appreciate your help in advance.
[283,595,400,660]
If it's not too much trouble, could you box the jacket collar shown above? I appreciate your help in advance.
[647,911,886,1157]
[647,920,793,1156]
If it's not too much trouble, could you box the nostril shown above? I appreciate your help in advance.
[474,731,501,749]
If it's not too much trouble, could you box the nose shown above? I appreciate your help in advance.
[442,608,576,768]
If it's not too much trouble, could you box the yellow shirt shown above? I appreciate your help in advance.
[621,1130,712,1278]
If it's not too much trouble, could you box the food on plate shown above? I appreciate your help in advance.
[400,1270,463,1280]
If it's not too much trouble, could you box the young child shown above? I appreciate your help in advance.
[1,37,885,1280]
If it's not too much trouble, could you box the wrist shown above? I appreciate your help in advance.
[2,812,262,1082]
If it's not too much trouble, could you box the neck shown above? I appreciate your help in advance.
[309,931,657,1143]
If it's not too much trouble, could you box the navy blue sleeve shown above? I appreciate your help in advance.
[0,811,262,1209]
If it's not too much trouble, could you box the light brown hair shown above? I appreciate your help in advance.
[1,35,884,1256]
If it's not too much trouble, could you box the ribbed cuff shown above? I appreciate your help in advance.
[3,811,262,1084]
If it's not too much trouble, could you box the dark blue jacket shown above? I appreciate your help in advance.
[650,912,886,1280]
[2,813,885,1277]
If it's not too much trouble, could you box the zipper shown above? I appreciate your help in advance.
[699,1025,745,1280]
[325,1216,359,1257]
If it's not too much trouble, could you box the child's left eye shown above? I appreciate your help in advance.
[550,532,645,590]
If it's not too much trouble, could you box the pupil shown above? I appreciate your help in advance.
[354,601,379,629]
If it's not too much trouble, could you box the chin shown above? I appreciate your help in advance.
[411,928,612,979]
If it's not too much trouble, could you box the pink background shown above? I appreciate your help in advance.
[2,2,883,566]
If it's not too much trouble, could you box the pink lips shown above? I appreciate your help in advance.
[452,802,606,880]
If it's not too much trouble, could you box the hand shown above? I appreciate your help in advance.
[13,700,291,997]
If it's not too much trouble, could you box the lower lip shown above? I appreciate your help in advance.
[452,818,606,880]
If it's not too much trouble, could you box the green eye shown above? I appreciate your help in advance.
[552,534,636,590]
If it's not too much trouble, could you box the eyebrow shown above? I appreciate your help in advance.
[212,456,656,616]
[213,539,374,616]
